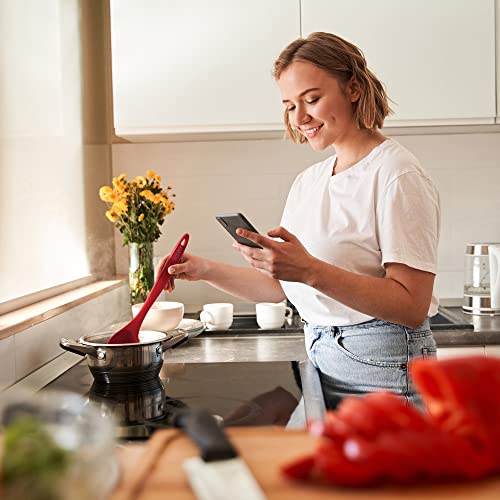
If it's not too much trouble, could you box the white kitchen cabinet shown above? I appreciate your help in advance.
[301,0,496,126]
[485,345,500,357]
[110,0,299,140]
[437,346,485,360]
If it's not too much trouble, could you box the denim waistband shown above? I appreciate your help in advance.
[302,317,431,337]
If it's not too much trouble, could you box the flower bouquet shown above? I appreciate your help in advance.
[99,170,175,305]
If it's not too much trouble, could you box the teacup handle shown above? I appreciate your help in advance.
[284,306,293,319]
[200,310,215,326]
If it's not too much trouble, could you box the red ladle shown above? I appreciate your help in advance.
[108,233,190,344]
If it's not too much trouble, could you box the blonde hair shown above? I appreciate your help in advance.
[273,32,393,144]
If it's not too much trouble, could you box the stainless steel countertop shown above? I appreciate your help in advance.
[430,307,500,346]
[168,334,307,363]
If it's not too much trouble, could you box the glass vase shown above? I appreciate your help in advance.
[128,242,154,305]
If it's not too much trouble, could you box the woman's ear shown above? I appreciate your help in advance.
[348,77,361,103]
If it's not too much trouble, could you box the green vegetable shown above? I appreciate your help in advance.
[1,415,72,500]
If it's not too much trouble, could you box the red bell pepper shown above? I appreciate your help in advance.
[410,356,500,475]
[281,355,500,487]
[281,454,315,481]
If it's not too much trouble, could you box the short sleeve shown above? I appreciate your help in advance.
[376,172,440,274]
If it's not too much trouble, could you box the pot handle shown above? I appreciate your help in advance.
[161,330,189,352]
[60,338,98,358]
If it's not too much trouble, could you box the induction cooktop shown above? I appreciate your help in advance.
[41,360,302,440]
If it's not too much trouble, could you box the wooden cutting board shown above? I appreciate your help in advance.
[111,427,500,500]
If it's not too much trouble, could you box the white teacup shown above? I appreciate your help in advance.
[200,303,233,330]
[256,302,293,329]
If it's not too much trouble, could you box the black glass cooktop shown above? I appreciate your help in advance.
[42,361,302,440]
[429,311,473,330]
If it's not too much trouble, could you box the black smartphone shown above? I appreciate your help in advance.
[215,213,262,249]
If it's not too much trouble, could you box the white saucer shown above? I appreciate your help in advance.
[178,318,205,338]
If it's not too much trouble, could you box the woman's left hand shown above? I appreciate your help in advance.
[233,226,316,283]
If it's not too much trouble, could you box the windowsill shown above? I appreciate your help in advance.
[0,276,127,340]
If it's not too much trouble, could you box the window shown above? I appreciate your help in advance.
[0,0,92,308]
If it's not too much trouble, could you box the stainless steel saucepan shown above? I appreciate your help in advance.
[60,330,188,383]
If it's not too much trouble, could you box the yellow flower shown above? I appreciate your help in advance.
[133,176,147,188]
[112,198,128,215]
[140,190,156,202]
[146,169,161,184]
[112,174,127,193]
[105,210,118,222]
[158,195,169,207]
[138,213,145,222]
[163,201,175,217]
[99,186,116,202]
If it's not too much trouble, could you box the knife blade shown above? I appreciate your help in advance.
[174,409,267,500]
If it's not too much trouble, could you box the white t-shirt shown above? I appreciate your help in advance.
[280,138,440,326]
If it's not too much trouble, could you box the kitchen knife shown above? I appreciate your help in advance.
[174,409,267,500]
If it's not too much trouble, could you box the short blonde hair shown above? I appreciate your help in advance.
[273,32,393,144]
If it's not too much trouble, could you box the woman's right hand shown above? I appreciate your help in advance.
[157,252,211,292]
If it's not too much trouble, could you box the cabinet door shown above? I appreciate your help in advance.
[437,346,485,360]
[301,0,496,126]
[110,0,299,139]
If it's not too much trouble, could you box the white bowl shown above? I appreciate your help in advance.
[132,301,184,332]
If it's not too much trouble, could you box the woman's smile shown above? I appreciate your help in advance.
[303,124,323,138]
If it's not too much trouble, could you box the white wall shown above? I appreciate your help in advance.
[112,131,500,305]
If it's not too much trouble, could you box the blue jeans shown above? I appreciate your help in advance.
[304,318,437,409]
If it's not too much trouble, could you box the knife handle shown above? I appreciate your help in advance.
[174,409,238,462]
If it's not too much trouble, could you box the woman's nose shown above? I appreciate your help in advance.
[294,106,311,127]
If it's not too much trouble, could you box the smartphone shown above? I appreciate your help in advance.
[215,213,262,249]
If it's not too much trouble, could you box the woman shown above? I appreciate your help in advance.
[160,32,440,411]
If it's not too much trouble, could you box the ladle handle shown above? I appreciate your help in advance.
[133,233,190,327]
[156,232,190,290]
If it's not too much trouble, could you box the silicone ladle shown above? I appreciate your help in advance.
[107,233,190,344]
